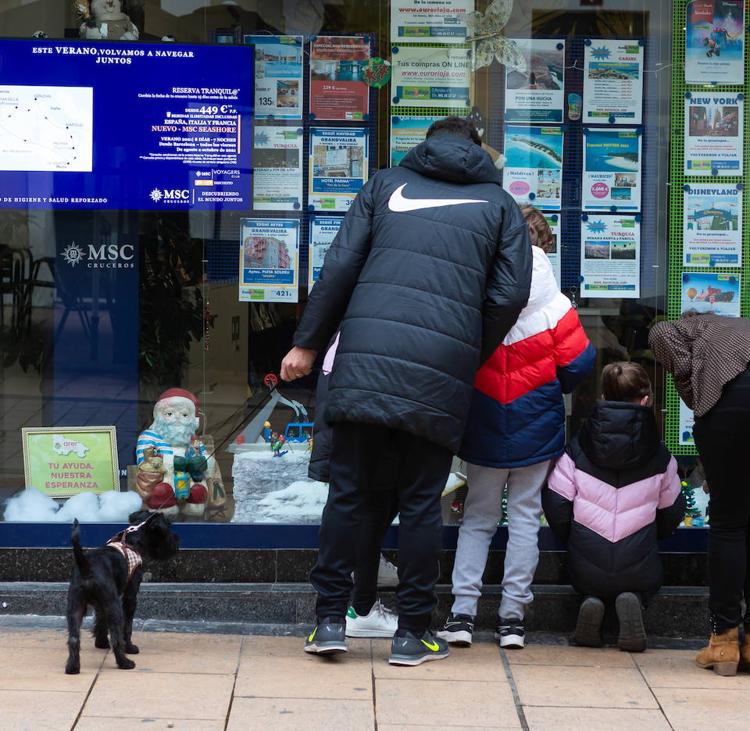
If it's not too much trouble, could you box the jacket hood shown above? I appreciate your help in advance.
[399,134,501,185]
[525,246,558,310]
[578,401,660,471]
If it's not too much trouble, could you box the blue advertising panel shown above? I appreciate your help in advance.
[0,39,253,210]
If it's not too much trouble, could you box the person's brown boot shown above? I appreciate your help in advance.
[695,627,740,676]
[738,633,750,672]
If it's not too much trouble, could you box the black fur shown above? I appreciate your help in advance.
[65,510,180,674]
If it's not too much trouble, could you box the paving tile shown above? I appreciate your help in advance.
[635,649,750,689]
[655,687,750,731]
[227,697,374,730]
[505,644,636,668]
[0,647,103,691]
[0,689,87,731]
[372,640,506,681]
[82,671,234,720]
[378,727,493,731]
[240,634,370,658]
[235,652,372,700]
[0,630,69,649]
[511,664,657,709]
[76,719,224,730]
[375,678,520,728]
[98,632,241,675]
[524,706,672,730]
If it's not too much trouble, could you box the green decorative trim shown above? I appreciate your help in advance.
[665,0,750,454]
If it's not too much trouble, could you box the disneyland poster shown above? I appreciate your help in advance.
[580,215,641,298]
[502,125,564,209]
[685,0,745,84]
[309,216,343,290]
[390,115,443,165]
[391,0,474,44]
[309,35,370,121]
[681,271,740,316]
[251,125,303,211]
[391,45,472,108]
[583,39,644,124]
[239,218,300,303]
[683,184,742,267]
[582,128,642,211]
[504,39,565,123]
[246,35,304,120]
[309,127,369,212]
[679,398,695,448]
[545,212,562,287]
[684,92,744,176]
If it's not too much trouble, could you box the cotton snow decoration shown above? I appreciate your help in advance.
[3,488,144,523]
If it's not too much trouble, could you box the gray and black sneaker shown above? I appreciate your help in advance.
[436,613,475,646]
[389,629,450,666]
[496,617,525,649]
[573,596,605,648]
[615,592,647,653]
[304,617,348,655]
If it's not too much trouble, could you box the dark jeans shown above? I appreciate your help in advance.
[310,422,453,633]
[693,367,750,633]
[351,488,399,617]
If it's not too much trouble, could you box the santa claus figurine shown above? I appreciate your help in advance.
[135,389,210,519]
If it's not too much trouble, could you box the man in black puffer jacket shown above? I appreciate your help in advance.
[281,117,532,666]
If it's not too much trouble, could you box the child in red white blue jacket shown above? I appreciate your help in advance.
[437,206,596,650]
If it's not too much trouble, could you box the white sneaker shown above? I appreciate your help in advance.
[345,599,398,638]
[377,554,399,587]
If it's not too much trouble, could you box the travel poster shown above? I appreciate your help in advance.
[310,35,370,121]
[309,127,368,212]
[582,128,642,211]
[683,184,742,267]
[684,92,744,176]
[583,39,644,124]
[390,115,443,165]
[391,0,474,44]
[580,215,640,298]
[686,0,745,84]
[309,216,343,290]
[391,45,472,108]
[502,125,564,209]
[504,39,565,123]
[679,399,695,448]
[545,212,562,287]
[252,125,303,211]
[681,271,740,316]
[239,218,300,303]
[246,35,303,120]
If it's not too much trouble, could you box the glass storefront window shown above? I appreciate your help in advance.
[0,1,717,541]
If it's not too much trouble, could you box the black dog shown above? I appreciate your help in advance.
[65,510,180,674]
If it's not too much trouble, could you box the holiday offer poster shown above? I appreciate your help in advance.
[683,184,742,267]
[390,115,443,165]
[502,126,564,209]
[309,127,369,212]
[246,35,303,120]
[681,271,740,316]
[504,39,565,123]
[251,125,303,211]
[239,218,300,303]
[309,216,343,290]
[309,35,370,121]
[684,93,744,176]
[686,0,745,84]
[580,215,641,298]
[582,128,642,211]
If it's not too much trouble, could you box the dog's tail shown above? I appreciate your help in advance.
[71,519,91,578]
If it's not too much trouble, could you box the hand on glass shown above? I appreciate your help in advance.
[280,346,317,382]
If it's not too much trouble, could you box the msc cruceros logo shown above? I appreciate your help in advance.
[149,187,190,204]
[59,242,136,269]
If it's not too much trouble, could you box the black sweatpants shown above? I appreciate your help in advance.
[693,367,750,633]
[310,422,453,633]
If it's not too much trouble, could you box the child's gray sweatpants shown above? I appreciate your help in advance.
[451,460,550,620]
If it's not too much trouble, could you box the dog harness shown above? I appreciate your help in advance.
[106,522,144,582]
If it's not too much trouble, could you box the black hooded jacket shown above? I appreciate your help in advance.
[543,402,685,600]
[293,134,532,452]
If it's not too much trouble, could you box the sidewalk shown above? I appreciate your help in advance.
[0,623,748,730]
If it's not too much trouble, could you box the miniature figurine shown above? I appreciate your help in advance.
[75,0,139,41]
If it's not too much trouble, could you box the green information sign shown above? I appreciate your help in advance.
[22,427,120,497]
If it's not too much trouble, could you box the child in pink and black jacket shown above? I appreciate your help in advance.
[543,362,685,653]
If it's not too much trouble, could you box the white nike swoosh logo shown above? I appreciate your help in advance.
[387,184,488,212]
